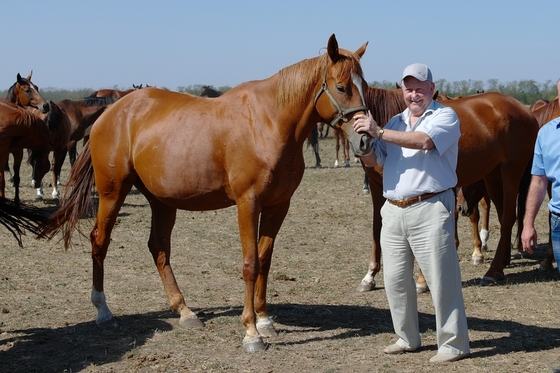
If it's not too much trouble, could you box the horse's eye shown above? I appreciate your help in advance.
[336,85,345,94]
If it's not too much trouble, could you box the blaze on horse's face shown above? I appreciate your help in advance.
[314,35,371,157]
[15,72,50,114]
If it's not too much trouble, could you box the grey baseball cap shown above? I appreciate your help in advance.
[402,63,433,82]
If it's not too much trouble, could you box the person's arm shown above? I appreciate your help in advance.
[521,174,549,254]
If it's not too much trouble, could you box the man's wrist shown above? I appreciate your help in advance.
[377,128,384,141]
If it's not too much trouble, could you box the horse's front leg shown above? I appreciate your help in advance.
[237,199,266,352]
[254,201,291,339]
[147,199,202,328]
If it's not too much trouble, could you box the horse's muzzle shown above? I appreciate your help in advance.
[348,131,374,157]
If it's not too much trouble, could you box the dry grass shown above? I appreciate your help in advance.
[0,137,559,372]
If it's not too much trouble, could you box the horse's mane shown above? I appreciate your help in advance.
[364,87,406,127]
[0,99,42,127]
[81,96,118,107]
[277,50,364,108]
[533,98,560,127]
[5,84,16,102]
[46,101,63,132]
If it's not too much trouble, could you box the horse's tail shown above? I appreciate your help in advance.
[0,197,49,247]
[40,142,95,249]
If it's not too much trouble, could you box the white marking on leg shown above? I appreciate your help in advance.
[91,287,113,324]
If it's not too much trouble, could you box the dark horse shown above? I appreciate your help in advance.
[56,96,117,166]
[40,34,369,352]
[353,88,539,291]
[200,85,222,97]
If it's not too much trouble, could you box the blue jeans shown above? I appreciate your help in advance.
[550,213,560,274]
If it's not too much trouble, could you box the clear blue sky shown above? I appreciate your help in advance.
[1,1,558,91]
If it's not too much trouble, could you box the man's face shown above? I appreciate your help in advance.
[401,77,435,116]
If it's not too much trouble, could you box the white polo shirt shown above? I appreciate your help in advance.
[374,100,460,201]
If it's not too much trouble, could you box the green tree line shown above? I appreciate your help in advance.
[1,80,556,105]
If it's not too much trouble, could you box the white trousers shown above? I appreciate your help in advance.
[380,189,470,355]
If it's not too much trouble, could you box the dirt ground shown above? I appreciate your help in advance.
[0,137,559,373]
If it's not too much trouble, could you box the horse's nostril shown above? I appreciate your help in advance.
[43,103,50,113]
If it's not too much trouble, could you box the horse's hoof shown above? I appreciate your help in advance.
[243,336,267,353]
[97,317,119,329]
[471,256,484,265]
[179,315,204,329]
[356,280,375,292]
[256,319,277,338]
[479,276,496,286]
[539,263,553,272]
[361,187,370,194]
[416,284,429,294]
[35,195,43,202]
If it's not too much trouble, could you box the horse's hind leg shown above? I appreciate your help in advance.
[144,195,202,328]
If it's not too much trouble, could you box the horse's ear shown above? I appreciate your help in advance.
[355,41,368,59]
[327,34,340,63]
[433,90,439,100]
[27,70,33,81]
[17,73,23,83]
[395,83,401,89]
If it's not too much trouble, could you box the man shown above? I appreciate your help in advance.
[522,79,560,270]
[353,63,470,363]
[521,79,560,373]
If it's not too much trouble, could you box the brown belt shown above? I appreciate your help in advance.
[387,190,445,208]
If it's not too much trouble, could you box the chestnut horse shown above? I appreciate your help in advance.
[0,100,51,204]
[3,72,51,204]
[40,34,369,352]
[356,89,539,291]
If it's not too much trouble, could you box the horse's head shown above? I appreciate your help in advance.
[10,71,50,114]
[313,34,373,157]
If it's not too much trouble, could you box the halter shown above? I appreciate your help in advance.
[313,61,368,128]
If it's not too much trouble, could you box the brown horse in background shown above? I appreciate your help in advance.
[40,34,369,352]
[56,96,117,166]
[3,72,51,204]
[88,84,142,99]
[0,100,51,204]
[356,89,539,291]
[200,85,223,97]
[456,179,492,264]
[27,101,71,200]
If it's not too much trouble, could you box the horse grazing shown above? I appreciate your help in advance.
[56,96,118,166]
[40,34,369,352]
[200,85,223,97]
[356,90,539,291]
[88,84,142,99]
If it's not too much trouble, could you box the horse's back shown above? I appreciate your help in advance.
[443,92,538,187]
